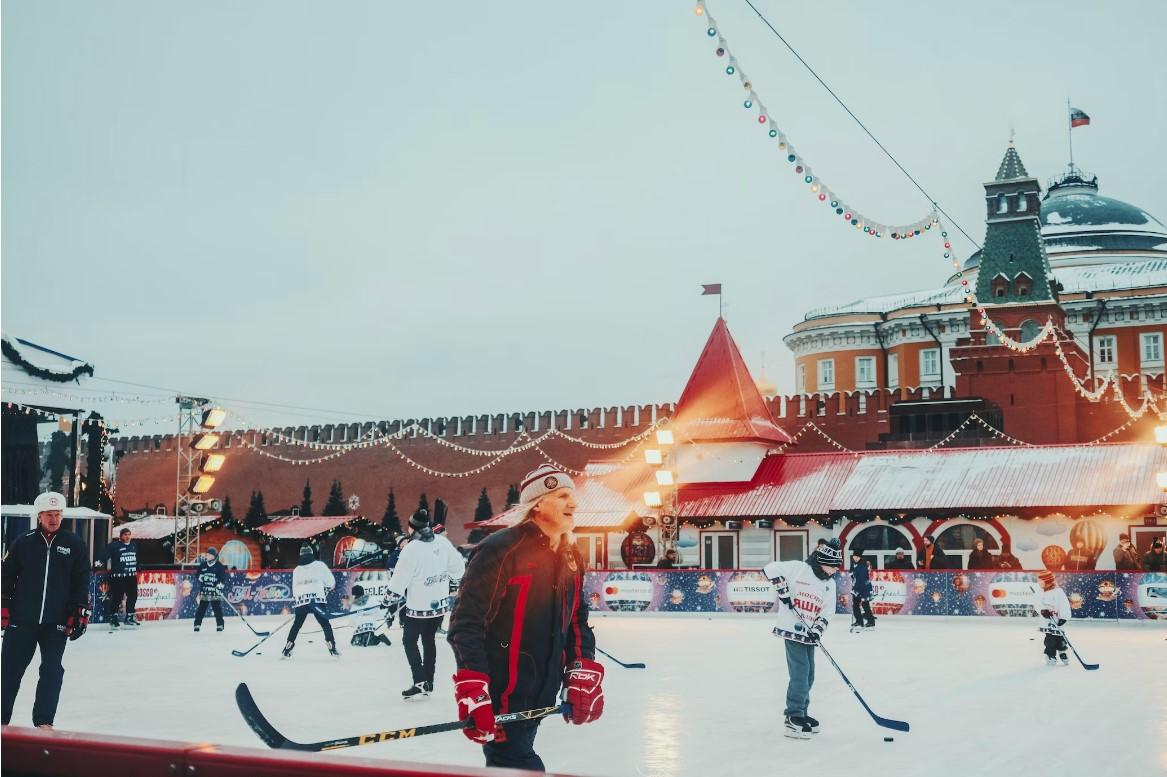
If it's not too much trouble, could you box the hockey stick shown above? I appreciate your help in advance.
[235,682,568,751]
[788,607,909,732]
[232,617,292,657]
[1044,619,1099,670]
[220,598,270,638]
[596,646,646,669]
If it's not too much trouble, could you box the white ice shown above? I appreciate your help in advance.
[5,614,1165,777]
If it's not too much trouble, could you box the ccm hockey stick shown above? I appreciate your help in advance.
[235,683,568,751]
[220,598,270,638]
[596,646,646,669]
[788,607,909,732]
[231,617,292,657]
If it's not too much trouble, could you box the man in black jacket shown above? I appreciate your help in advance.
[448,464,602,771]
[1,492,91,728]
[100,527,140,627]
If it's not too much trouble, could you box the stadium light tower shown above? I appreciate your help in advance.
[174,397,227,566]
[643,427,678,562]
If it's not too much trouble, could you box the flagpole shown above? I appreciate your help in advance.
[1067,98,1074,168]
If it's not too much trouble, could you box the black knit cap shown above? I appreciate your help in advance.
[299,544,315,561]
[813,538,844,567]
[409,509,430,531]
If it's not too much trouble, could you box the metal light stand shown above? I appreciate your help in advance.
[173,395,207,566]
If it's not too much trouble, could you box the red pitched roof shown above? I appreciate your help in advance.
[678,452,858,518]
[673,318,792,445]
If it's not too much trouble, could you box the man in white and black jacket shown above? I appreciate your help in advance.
[1,492,91,729]
[385,509,466,699]
[100,527,139,627]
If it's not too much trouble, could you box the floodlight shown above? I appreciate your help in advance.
[200,453,226,473]
[201,407,227,429]
[191,433,220,451]
[1155,425,1167,445]
[644,449,663,465]
[656,430,675,446]
[189,475,215,494]
[643,491,663,507]
[655,470,675,486]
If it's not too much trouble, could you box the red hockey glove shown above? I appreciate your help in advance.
[1039,609,1053,619]
[64,606,90,640]
[1,598,10,631]
[454,669,503,744]
[563,658,605,725]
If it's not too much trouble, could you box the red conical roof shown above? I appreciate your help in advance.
[673,318,793,445]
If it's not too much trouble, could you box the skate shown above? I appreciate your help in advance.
[401,682,429,701]
[216,624,225,632]
[327,641,340,657]
[193,623,201,632]
[125,615,140,627]
[783,715,812,740]
[1046,655,1058,666]
[1059,652,1069,666]
[110,614,120,629]
[803,714,820,733]
[281,641,294,659]
[423,680,434,694]
[849,620,862,633]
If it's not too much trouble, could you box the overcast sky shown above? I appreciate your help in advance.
[4,1,1165,433]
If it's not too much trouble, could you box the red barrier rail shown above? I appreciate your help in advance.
[0,726,577,777]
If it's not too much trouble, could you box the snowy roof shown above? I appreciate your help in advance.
[256,514,368,539]
[802,285,965,320]
[995,145,1029,181]
[674,443,1167,518]
[1,504,112,521]
[117,514,220,540]
[673,318,792,445]
[1053,259,1167,293]
[1,334,95,405]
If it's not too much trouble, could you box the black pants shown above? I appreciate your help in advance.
[1044,619,1068,657]
[351,631,391,647]
[402,613,441,684]
[287,604,334,644]
[852,595,875,626]
[109,576,138,619]
[194,599,224,628]
[483,721,544,771]
[1,623,69,727]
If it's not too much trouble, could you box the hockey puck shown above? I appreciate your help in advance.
[883,737,894,742]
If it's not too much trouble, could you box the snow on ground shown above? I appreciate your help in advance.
[6,613,1165,777]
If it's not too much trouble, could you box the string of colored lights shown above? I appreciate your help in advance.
[695,1,941,240]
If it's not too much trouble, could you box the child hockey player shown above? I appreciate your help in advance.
[849,548,876,631]
[348,584,392,648]
[193,548,228,632]
[384,509,465,699]
[764,537,844,739]
[101,527,140,628]
[1036,570,1071,666]
[282,544,338,658]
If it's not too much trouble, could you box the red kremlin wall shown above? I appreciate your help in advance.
[112,376,1159,545]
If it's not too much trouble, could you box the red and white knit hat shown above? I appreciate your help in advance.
[1038,570,1056,590]
[519,464,575,505]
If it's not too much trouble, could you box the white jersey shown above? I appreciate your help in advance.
[351,598,387,635]
[387,534,466,618]
[763,559,837,644]
[1037,587,1071,622]
[292,560,335,606]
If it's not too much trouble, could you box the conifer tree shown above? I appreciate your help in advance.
[299,480,314,517]
[220,496,236,527]
[505,483,520,507]
[323,479,347,516]
[381,488,403,536]
[474,488,493,522]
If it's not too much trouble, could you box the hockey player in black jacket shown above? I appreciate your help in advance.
[100,527,140,628]
[1,492,91,728]
[448,464,602,772]
[193,548,229,632]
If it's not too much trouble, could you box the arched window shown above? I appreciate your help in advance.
[847,525,913,569]
[992,274,1009,298]
[1019,319,1041,343]
[1014,272,1032,298]
[935,523,1001,570]
[996,194,1008,214]
[1017,193,1027,212]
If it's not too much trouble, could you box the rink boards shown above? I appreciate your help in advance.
[89,568,1167,622]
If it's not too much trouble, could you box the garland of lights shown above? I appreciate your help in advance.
[2,385,174,405]
[694,1,939,239]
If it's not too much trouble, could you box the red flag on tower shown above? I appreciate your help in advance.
[701,284,722,295]
[1069,107,1090,128]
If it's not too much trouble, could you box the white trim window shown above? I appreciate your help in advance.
[817,359,835,392]
[855,356,876,389]
[1141,332,1163,370]
[796,364,807,394]
[1094,335,1117,374]
[920,348,941,383]
[887,353,899,389]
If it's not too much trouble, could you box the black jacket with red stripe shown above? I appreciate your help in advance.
[448,521,595,715]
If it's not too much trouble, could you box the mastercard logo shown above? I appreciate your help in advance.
[604,586,619,595]
[991,588,1008,599]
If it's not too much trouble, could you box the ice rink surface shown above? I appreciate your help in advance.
[6,613,1164,777]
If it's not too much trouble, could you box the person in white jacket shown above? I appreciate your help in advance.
[282,544,338,658]
[385,509,466,699]
[763,538,844,740]
[1036,570,1071,666]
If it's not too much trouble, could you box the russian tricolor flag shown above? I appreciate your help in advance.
[1070,107,1090,128]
